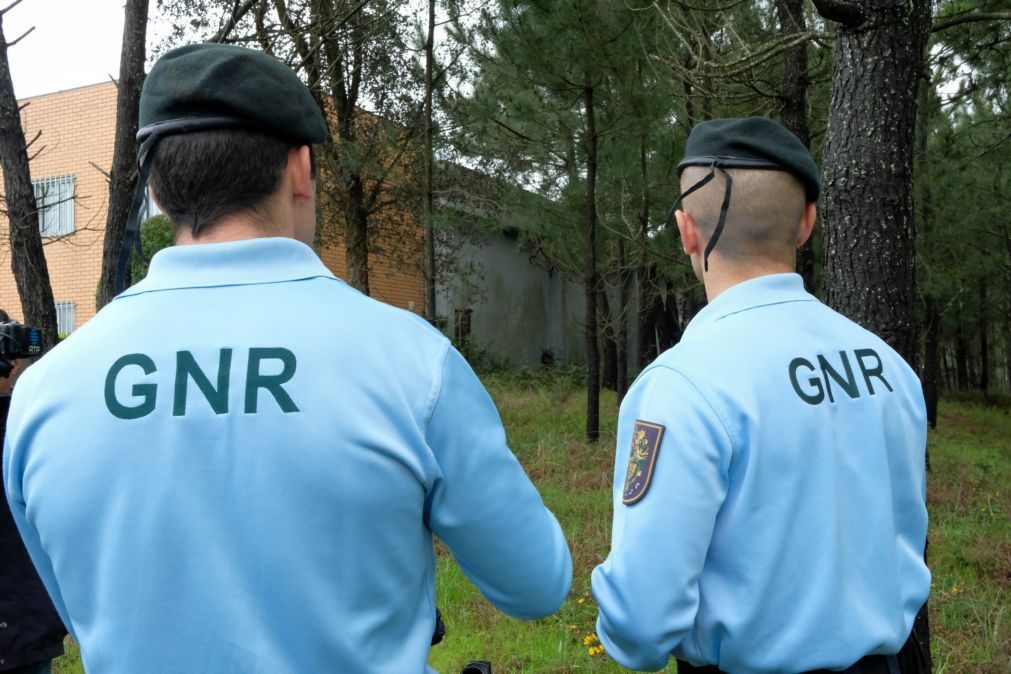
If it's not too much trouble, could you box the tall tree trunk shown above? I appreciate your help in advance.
[941,347,951,392]
[344,173,370,295]
[967,342,978,390]
[97,0,149,308]
[1004,303,1011,391]
[320,0,371,295]
[422,0,436,321]
[817,0,931,367]
[0,6,58,349]
[915,69,939,428]
[584,80,600,442]
[599,287,617,392]
[814,0,933,666]
[979,279,989,397]
[923,296,941,428]
[955,323,969,390]
[636,134,652,371]
[1005,226,1011,390]
[616,238,629,402]
[775,0,814,293]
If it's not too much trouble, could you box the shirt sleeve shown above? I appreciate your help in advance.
[3,382,76,639]
[591,365,732,671]
[424,346,572,619]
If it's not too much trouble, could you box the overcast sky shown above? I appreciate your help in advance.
[6,0,172,99]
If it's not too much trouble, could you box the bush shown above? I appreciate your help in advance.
[130,214,173,284]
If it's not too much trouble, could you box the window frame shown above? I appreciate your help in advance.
[32,174,76,238]
[55,300,76,336]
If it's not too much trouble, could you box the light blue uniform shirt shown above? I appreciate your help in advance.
[591,273,928,673]
[4,238,571,673]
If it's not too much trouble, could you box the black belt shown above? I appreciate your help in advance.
[677,653,900,674]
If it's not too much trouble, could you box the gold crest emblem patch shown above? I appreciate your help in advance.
[622,420,665,505]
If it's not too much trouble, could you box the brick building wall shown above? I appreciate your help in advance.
[319,240,424,312]
[0,81,424,330]
[0,82,117,329]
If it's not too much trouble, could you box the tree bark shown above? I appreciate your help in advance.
[978,279,989,397]
[616,237,629,402]
[1004,299,1011,391]
[0,7,58,348]
[599,287,617,392]
[319,0,371,295]
[915,69,938,428]
[775,0,814,293]
[636,133,652,371]
[940,347,951,392]
[1003,224,1011,390]
[97,0,149,308]
[923,296,940,427]
[955,322,969,391]
[344,173,370,295]
[819,0,931,368]
[816,0,933,665]
[584,79,600,442]
[422,0,436,321]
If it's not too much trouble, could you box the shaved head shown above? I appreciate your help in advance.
[680,166,807,266]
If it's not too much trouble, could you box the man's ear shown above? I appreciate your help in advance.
[289,146,314,201]
[675,209,701,255]
[796,202,816,248]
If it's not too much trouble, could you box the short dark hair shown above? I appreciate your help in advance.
[148,129,313,237]
[0,309,9,323]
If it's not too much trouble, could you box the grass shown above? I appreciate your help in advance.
[51,370,1010,673]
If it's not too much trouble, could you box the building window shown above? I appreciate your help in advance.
[55,300,76,336]
[33,174,75,237]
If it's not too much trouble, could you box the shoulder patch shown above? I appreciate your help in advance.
[622,420,665,505]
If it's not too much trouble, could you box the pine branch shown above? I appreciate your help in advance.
[932,11,1011,34]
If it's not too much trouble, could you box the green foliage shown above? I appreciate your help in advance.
[917,6,1011,391]
[130,214,173,285]
[456,336,508,373]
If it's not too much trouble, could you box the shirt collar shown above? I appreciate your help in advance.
[684,272,815,336]
[116,237,337,299]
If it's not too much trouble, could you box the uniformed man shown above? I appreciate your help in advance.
[591,117,929,673]
[3,44,571,673]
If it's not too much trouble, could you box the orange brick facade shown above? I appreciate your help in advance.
[0,82,117,328]
[0,81,425,330]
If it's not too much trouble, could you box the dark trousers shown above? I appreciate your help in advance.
[1,661,53,674]
[677,654,900,674]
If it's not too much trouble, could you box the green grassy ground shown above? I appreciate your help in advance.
[52,372,1010,673]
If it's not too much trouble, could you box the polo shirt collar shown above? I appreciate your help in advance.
[684,272,815,336]
[116,237,336,299]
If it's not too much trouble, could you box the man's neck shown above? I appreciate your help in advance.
[702,260,796,302]
[174,214,290,246]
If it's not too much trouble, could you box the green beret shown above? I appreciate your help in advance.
[678,117,820,202]
[138,43,328,145]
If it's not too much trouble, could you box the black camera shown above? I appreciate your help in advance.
[0,320,42,378]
